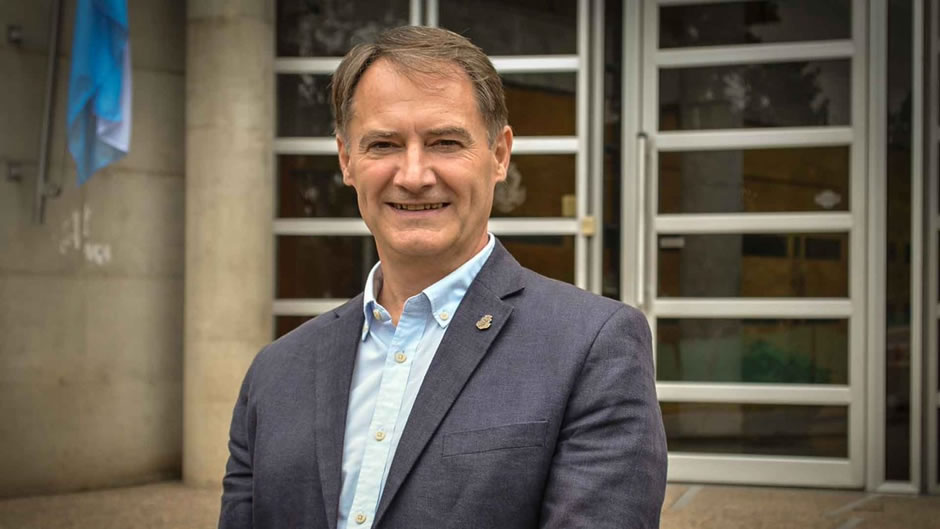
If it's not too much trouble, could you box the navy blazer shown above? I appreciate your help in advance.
[220,241,667,528]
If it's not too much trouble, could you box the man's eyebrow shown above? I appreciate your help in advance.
[427,127,474,144]
[358,130,398,150]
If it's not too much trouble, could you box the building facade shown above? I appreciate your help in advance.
[2,0,940,498]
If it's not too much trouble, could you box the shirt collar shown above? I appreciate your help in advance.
[361,233,496,339]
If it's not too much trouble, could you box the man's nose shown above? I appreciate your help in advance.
[393,143,435,191]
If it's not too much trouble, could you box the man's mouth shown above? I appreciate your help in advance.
[390,203,447,211]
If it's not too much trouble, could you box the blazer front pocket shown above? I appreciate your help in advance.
[442,420,548,457]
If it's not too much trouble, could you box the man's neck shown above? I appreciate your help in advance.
[375,237,488,325]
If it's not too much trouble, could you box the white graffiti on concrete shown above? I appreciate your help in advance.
[58,205,112,265]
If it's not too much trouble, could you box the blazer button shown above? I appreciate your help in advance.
[355,512,367,524]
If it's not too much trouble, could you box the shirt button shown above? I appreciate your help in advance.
[355,512,367,524]
[375,430,386,441]
[439,311,449,320]
[372,309,382,320]
[395,352,407,363]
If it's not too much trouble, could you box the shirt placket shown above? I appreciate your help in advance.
[347,300,425,528]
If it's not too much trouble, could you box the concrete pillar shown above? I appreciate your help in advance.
[184,0,273,487]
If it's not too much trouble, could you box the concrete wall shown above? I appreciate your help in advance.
[0,0,186,496]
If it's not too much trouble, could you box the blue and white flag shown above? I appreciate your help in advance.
[67,0,131,186]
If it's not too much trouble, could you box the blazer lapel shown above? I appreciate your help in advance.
[314,295,364,529]
[372,242,526,526]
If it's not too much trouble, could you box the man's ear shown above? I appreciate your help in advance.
[337,136,353,186]
[493,125,513,183]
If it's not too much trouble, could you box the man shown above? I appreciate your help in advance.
[220,26,666,529]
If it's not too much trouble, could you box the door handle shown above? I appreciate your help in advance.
[636,132,651,312]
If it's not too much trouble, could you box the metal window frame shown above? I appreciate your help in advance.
[636,0,868,488]
[869,0,925,495]
[927,0,940,496]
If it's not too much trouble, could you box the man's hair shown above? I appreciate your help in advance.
[331,26,508,146]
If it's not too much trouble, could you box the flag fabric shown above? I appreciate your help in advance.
[67,0,131,186]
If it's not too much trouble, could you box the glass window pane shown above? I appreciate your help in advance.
[275,315,315,339]
[277,155,359,218]
[659,60,850,131]
[277,236,377,298]
[885,0,913,481]
[657,233,849,297]
[656,318,848,384]
[439,0,577,55]
[659,0,851,49]
[503,73,576,136]
[277,74,334,137]
[661,402,848,457]
[493,155,575,218]
[659,147,850,214]
[501,236,574,284]
[276,0,410,57]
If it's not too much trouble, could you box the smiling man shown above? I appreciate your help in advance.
[219,26,667,529]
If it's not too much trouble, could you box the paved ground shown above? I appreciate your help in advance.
[1,481,940,528]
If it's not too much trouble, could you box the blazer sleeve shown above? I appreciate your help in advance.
[539,305,667,529]
[219,358,257,529]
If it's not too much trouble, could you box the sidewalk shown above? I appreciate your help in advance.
[1,481,939,528]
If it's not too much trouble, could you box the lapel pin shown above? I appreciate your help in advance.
[475,314,493,330]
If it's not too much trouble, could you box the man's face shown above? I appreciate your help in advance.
[337,59,512,268]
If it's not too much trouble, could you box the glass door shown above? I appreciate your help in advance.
[634,0,867,487]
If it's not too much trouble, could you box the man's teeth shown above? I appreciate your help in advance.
[393,203,444,211]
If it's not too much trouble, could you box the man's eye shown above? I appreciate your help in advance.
[433,139,462,149]
[369,141,396,151]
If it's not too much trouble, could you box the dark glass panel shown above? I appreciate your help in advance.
[439,0,577,55]
[501,236,574,284]
[885,0,912,482]
[656,319,848,384]
[276,0,409,57]
[661,402,848,457]
[659,147,850,214]
[277,74,334,137]
[657,233,849,298]
[659,60,850,131]
[275,315,315,339]
[277,155,359,218]
[276,236,377,299]
[602,0,624,300]
[659,0,851,49]
[492,155,575,218]
[503,73,576,136]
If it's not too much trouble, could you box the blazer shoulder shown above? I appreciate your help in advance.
[249,295,361,374]
[517,267,633,319]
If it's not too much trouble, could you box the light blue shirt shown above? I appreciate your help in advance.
[337,234,496,529]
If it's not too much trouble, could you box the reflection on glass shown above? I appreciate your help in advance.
[657,233,849,297]
[275,315,315,339]
[885,0,912,481]
[492,155,575,218]
[277,236,377,299]
[659,60,850,131]
[276,0,409,57]
[659,147,849,214]
[501,236,575,284]
[661,402,848,457]
[439,1,576,55]
[657,319,848,384]
[277,75,334,137]
[659,0,850,49]
[503,73,576,136]
[278,155,359,218]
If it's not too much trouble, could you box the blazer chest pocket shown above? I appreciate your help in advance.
[442,420,547,457]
